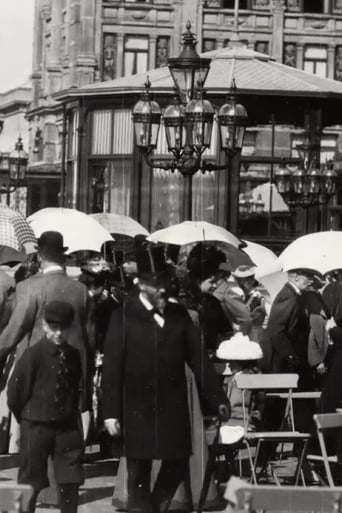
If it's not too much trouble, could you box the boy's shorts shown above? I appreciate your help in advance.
[18,418,84,492]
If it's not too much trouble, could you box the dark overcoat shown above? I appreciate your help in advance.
[266,283,310,377]
[102,295,227,460]
[0,269,91,406]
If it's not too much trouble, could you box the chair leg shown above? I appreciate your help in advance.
[197,449,217,513]
[245,441,257,485]
[294,439,309,486]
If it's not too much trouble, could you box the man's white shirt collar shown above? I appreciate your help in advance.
[288,281,301,296]
[43,264,64,274]
[139,293,165,328]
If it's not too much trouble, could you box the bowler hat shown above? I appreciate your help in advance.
[136,244,167,284]
[44,300,74,327]
[37,231,68,255]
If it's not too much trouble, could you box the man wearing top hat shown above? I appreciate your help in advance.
[102,244,229,513]
[0,231,91,405]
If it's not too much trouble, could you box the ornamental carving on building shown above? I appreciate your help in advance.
[203,39,217,52]
[156,37,169,68]
[102,34,116,81]
[255,41,269,54]
[286,0,300,10]
[283,43,296,67]
[334,0,342,10]
[204,0,220,6]
[335,47,342,81]
[254,0,270,7]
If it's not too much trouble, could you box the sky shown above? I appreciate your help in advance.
[0,0,35,92]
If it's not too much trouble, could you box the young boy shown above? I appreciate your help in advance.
[7,300,84,513]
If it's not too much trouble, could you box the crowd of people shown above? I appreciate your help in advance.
[0,230,342,513]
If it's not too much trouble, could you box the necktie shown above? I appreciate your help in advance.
[54,346,70,412]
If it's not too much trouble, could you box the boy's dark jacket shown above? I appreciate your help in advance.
[7,336,82,423]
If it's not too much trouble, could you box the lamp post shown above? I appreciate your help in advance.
[132,22,248,229]
[0,136,28,206]
[274,136,337,233]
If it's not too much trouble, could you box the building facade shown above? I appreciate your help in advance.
[0,85,31,215]
[28,0,342,241]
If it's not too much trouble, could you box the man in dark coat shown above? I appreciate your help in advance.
[265,268,314,433]
[0,231,91,400]
[102,245,229,513]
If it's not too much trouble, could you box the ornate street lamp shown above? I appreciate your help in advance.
[168,21,211,103]
[274,154,337,208]
[0,136,28,205]
[274,132,337,233]
[132,22,248,224]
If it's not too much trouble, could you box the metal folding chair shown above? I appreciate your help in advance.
[0,484,33,513]
[235,373,311,485]
[306,412,342,487]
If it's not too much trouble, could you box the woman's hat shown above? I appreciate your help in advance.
[216,333,263,361]
[81,257,112,277]
[232,265,257,279]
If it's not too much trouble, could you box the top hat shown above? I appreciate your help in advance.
[165,244,181,264]
[136,244,167,283]
[37,231,68,256]
[44,300,74,327]
[232,265,257,279]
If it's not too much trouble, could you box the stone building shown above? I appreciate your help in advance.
[27,0,342,239]
[0,84,31,214]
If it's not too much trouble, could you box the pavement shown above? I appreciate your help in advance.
[0,448,119,513]
[0,446,300,513]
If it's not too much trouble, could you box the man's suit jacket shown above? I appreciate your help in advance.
[0,269,15,331]
[212,280,252,334]
[266,283,310,373]
[102,295,227,460]
[322,281,342,325]
[0,269,91,403]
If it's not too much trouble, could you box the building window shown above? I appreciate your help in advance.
[303,46,327,77]
[102,34,117,81]
[124,36,149,76]
[204,0,249,7]
[156,36,169,68]
[203,39,217,52]
[303,0,324,13]
[222,0,248,7]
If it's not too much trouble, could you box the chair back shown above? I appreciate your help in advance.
[0,484,33,512]
[311,413,342,487]
[235,486,342,513]
[315,413,342,431]
[234,373,299,431]
[234,373,298,391]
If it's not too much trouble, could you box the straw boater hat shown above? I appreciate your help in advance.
[216,333,263,361]
[232,265,257,279]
